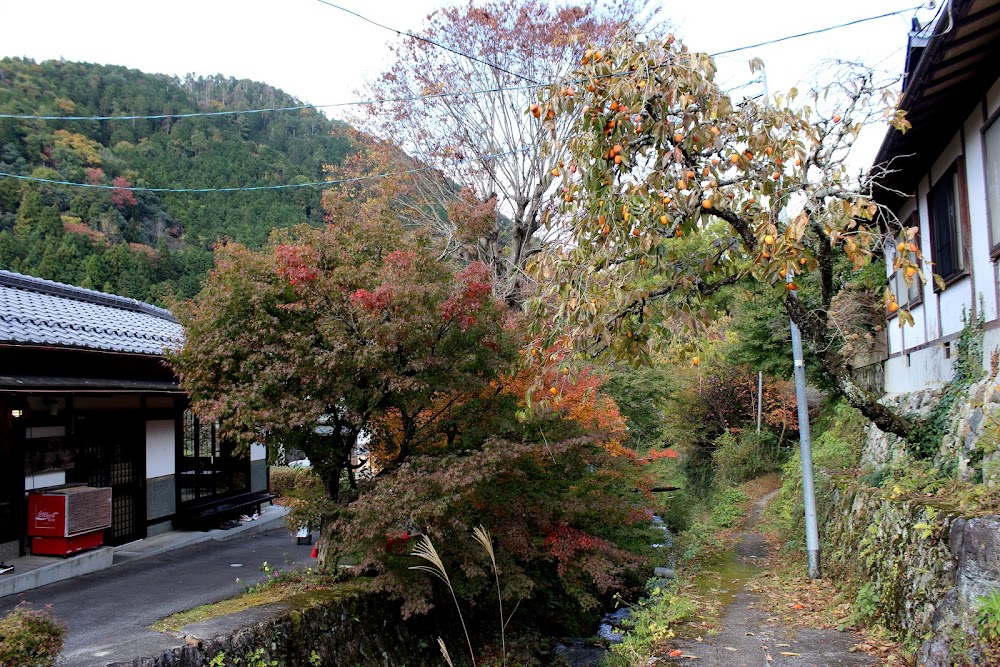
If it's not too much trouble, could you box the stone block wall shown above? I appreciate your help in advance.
[823,378,1000,664]
[108,587,444,667]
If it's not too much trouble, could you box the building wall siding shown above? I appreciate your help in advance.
[146,474,176,521]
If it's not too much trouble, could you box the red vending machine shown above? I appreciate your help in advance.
[27,485,112,556]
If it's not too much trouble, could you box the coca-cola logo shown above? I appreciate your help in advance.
[35,510,59,525]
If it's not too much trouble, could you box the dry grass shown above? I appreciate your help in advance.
[152,576,364,634]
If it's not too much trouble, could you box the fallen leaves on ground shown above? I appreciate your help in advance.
[745,543,907,665]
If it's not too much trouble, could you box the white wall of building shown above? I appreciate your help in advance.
[145,419,175,479]
[940,277,974,337]
[23,426,66,491]
[884,75,1000,393]
[25,471,65,491]
[250,443,266,461]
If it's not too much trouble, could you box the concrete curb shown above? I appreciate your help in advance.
[0,547,113,598]
[0,505,291,598]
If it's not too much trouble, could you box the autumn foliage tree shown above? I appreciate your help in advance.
[531,31,918,439]
[169,214,515,543]
[359,0,656,306]
[170,203,659,629]
[332,364,658,624]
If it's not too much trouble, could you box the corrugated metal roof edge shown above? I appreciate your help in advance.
[0,270,180,324]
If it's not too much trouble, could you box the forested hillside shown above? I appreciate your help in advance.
[0,58,355,301]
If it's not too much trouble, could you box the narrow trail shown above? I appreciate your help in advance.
[660,491,875,667]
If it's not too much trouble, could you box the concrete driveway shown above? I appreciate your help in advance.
[0,528,313,667]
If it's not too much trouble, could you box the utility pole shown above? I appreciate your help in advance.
[788,270,821,578]
[756,370,763,435]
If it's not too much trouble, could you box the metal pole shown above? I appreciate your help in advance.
[788,271,821,578]
[756,370,763,435]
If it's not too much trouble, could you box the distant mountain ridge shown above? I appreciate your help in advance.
[0,57,358,302]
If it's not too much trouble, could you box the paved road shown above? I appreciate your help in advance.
[0,528,313,667]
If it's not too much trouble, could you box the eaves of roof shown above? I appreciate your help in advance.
[873,0,1000,210]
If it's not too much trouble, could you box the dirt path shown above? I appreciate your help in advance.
[659,491,875,667]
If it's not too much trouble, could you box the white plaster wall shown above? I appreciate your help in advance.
[939,277,973,337]
[250,443,266,462]
[916,177,941,343]
[938,278,972,337]
[903,304,928,348]
[964,110,996,324]
[987,74,1000,120]
[25,426,65,439]
[885,344,954,393]
[983,327,1000,370]
[145,420,175,479]
[25,470,65,491]
[931,134,963,183]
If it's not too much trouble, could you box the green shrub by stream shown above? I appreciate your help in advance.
[0,604,64,667]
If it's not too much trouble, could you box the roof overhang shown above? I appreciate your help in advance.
[0,375,182,393]
[873,0,1000,211]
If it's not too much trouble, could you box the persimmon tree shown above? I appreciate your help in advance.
[531,31,919,439]
[361,0,656,306]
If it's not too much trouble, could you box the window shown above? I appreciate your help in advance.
[892,226,922,309]
[928,166,965,283]
[986,117,1000,253]
[178,410,249,505]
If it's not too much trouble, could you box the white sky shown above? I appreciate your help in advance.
[2,0,940,167]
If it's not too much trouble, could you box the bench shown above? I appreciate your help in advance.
[176,490,275,530]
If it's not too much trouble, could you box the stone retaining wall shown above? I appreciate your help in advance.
[823,378,1000,665]
[109,587,443,667]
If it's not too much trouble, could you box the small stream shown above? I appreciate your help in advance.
[550,515,676,666]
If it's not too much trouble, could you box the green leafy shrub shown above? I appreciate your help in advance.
[673,488,749,564]
[607,582,695,667]
[849,583,881,626]
[269,466,328,534]
[712,429,782,486]
[977,590,1000,644]
[269,465,314,499]
[0,603,65,667]
[767,399,865,549]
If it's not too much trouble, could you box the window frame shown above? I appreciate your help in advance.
[890,212,923,316]
[178,410,250,506]
[926,160,969,290]
[983,108,1000,258]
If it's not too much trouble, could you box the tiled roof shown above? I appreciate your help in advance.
[0,270,183,356]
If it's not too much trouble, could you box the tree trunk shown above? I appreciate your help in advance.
[785,297,913,441]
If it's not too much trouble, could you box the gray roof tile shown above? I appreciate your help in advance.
[0,270,183,356]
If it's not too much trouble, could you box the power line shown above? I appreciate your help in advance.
[709,5,923,57]
[313,0,540,85]
[1,6,925,124]
[0,147,530,194]
[0,82,542,122]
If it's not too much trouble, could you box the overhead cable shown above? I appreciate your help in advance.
[1,6,923,123]
[0,147,530,194]
[313,0,540,85]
